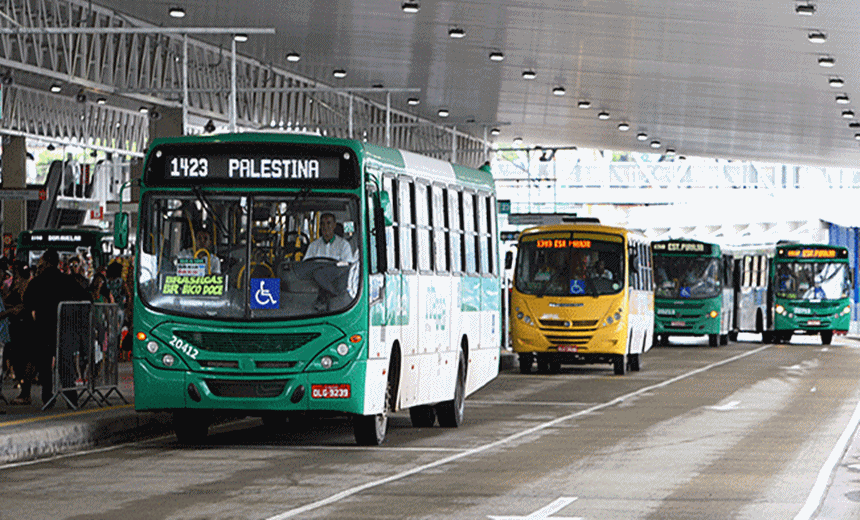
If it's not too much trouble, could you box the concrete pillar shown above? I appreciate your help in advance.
[2,135,27,253]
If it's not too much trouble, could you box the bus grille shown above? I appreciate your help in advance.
[173,331,321,354]
[204,379,287,398]
[539,319,599,328]
[544,334,593,345]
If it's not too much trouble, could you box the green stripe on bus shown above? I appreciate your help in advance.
[452,163,493,187]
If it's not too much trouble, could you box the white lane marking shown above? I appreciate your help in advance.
[488,496,580,520]
[266,344,773,520]
[707,400,741,411]
[469,400,600,407]
[793,395,860,520]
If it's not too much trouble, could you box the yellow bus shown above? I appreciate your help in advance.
[507,221,653,375]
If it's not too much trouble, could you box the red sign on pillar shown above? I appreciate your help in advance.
[90,206,103,220]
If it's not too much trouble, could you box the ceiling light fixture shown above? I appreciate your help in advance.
[836,95,850,104]
[842,110,855,119]
[513,137,523,146]
[850,122,860,129]
[168,7,186,18]
[577,100,591,109]
[233,33,248,42]
[522,70,536,80]
[665,148,676,156]
[818,55,835,67]
[448,27,465,38]
[795,3,816,15]
[617,122,630,131]
[333,69,347,78]
[46,143,55,151]
[401,1,420,13]
[50,84,61,93]
[597,111,610,120]
[829,77,845,88]
[808,31,827,43]
[490,128,501,136]
[286,52,301,62]
[139,106,149,114]
[438,108,449,117]
[97,97,106,105]
[407,97,420,106]
[489,51,504,62]
[650,140,661,149]
[552,86,566,96]
[637,132,648,141]
[855,134,860,141]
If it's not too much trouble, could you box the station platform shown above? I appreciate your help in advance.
[0,351,517,464]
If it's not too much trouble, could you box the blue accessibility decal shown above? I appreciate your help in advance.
[251,278,280,309]
[570,279,586,295]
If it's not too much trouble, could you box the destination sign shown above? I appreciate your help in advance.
[652,241,712,255]
[21,233,84,245]
[780,247,843,259]
[145,142,359,188]
[537,239,592,249]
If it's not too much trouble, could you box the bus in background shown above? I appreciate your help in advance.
[507,220,653,375]
[17,227,111,274]
[652,239,734,347]
[122,132,501,445]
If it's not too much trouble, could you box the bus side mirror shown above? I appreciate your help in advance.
[113,212,129,250]
[505,250,513,270]
[378,191,394,226]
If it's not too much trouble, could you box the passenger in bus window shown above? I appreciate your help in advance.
[592,258,613,280]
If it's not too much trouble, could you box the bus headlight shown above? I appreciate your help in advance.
[775,304,785,315]
[709,310,719,318]
[320,356,334,369]
[515,311,535,326]
[843,305,852,315]
[146,341,159,354]
[336,343,350,356]
[162,354,175,367]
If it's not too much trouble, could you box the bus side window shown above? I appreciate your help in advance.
[432,185,447,273]
[743,256,752,287]
[476,193,490,275]
[385,176,399,273]
[462,191,477,274]
[449,188,463,274]
[415,182,431,273]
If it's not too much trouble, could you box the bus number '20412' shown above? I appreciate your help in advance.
[170,335,199,359]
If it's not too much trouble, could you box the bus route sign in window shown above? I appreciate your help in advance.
[780,248,843,259]
[652,241,712,255]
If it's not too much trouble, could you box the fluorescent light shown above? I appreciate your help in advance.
[617,123,630,131]
[650,140,661,149]
[139,106,149,114]
[407,97,420,106]
[819,56,835,67]
[836,95,850,104]
[489,51,504,62]
[286,52,301,62]
[850,122,860,129]
[97,97,106,105]
[513,137,523,146]
[829,77,845,88]
[333,69,347,78]
[233,33,248,42]
[169,7,186,18]
[854,134,860,141]
[522,70,536,80]
[808,31,826,43]
[842,110,854,119]
[796,3,815,15]
[637,132,648,141]
[490,128,501,136]
[577,100,591,109]
[448,27,465,38]
[50,84,61,93]
[401,1,419,13]
[552,86,566,96]
[438,108,449,117]
[597,111,610,120]
[665,148,676,156]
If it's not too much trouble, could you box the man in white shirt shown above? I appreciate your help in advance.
[294,213,356,311]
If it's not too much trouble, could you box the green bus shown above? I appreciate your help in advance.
[123,132,502,445]
[652,239,734,347]
[17,227,112,273]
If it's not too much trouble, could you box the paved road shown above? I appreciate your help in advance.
[3,334,860,520]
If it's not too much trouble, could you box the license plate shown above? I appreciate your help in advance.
[311,384,351,399]
[557,345,578,352]
[671,321,686,327]
[807,320,821,326]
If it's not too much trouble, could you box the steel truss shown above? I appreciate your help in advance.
[0,0,488,167]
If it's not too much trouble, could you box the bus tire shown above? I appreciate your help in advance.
[518,353,533,374]
[354,357,397,445]
[409,405,437,427]
[821,331,833,345]
[628,353,641,372]
[762,331,774,343]
[720,334,728,345]
[536,355,551,374]
[436,352,466,428]
[728,331,738,342]
[709,334,719,347]
[173,411,209,445]
[613,354,627,376]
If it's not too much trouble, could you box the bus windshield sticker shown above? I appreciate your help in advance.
[570,279,586,295]
[251,278,280,309]
[176,258,207,277]
[680,287,691,298]
[162,274,225,296]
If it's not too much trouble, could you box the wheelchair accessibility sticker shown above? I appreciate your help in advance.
[570,279,586,295]
[251,278,280,309]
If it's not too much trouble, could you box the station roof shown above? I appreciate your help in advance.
[57,1,860,167]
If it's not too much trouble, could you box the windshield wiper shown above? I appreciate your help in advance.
[192,185,229,238]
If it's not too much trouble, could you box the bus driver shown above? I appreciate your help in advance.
[294,213,356,311]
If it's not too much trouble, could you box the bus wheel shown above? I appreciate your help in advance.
[173,411,209,445]
[536,355,551,374]
[628,353,641,372]
[613,354,627,376]
[409,405,437,428]
[762,331,774,344]
[728,331,738,342]
[436,352,466,427]
[708,334,719,347]
[657,334,668,346]
[518,353,533,374]
[354,362,395,445]
[720,334,728,345]
[781,332,792,344]
[821,331,833,345]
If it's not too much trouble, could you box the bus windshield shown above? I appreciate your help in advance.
[775,262,850,300]
[138,191,361,319]
[654,256,721,299]
[514,234,624,296]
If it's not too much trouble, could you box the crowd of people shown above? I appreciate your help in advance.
[0,251,132,410]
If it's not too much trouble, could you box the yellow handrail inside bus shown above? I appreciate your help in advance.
[194,249,212,275]
[236,262,275,289]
